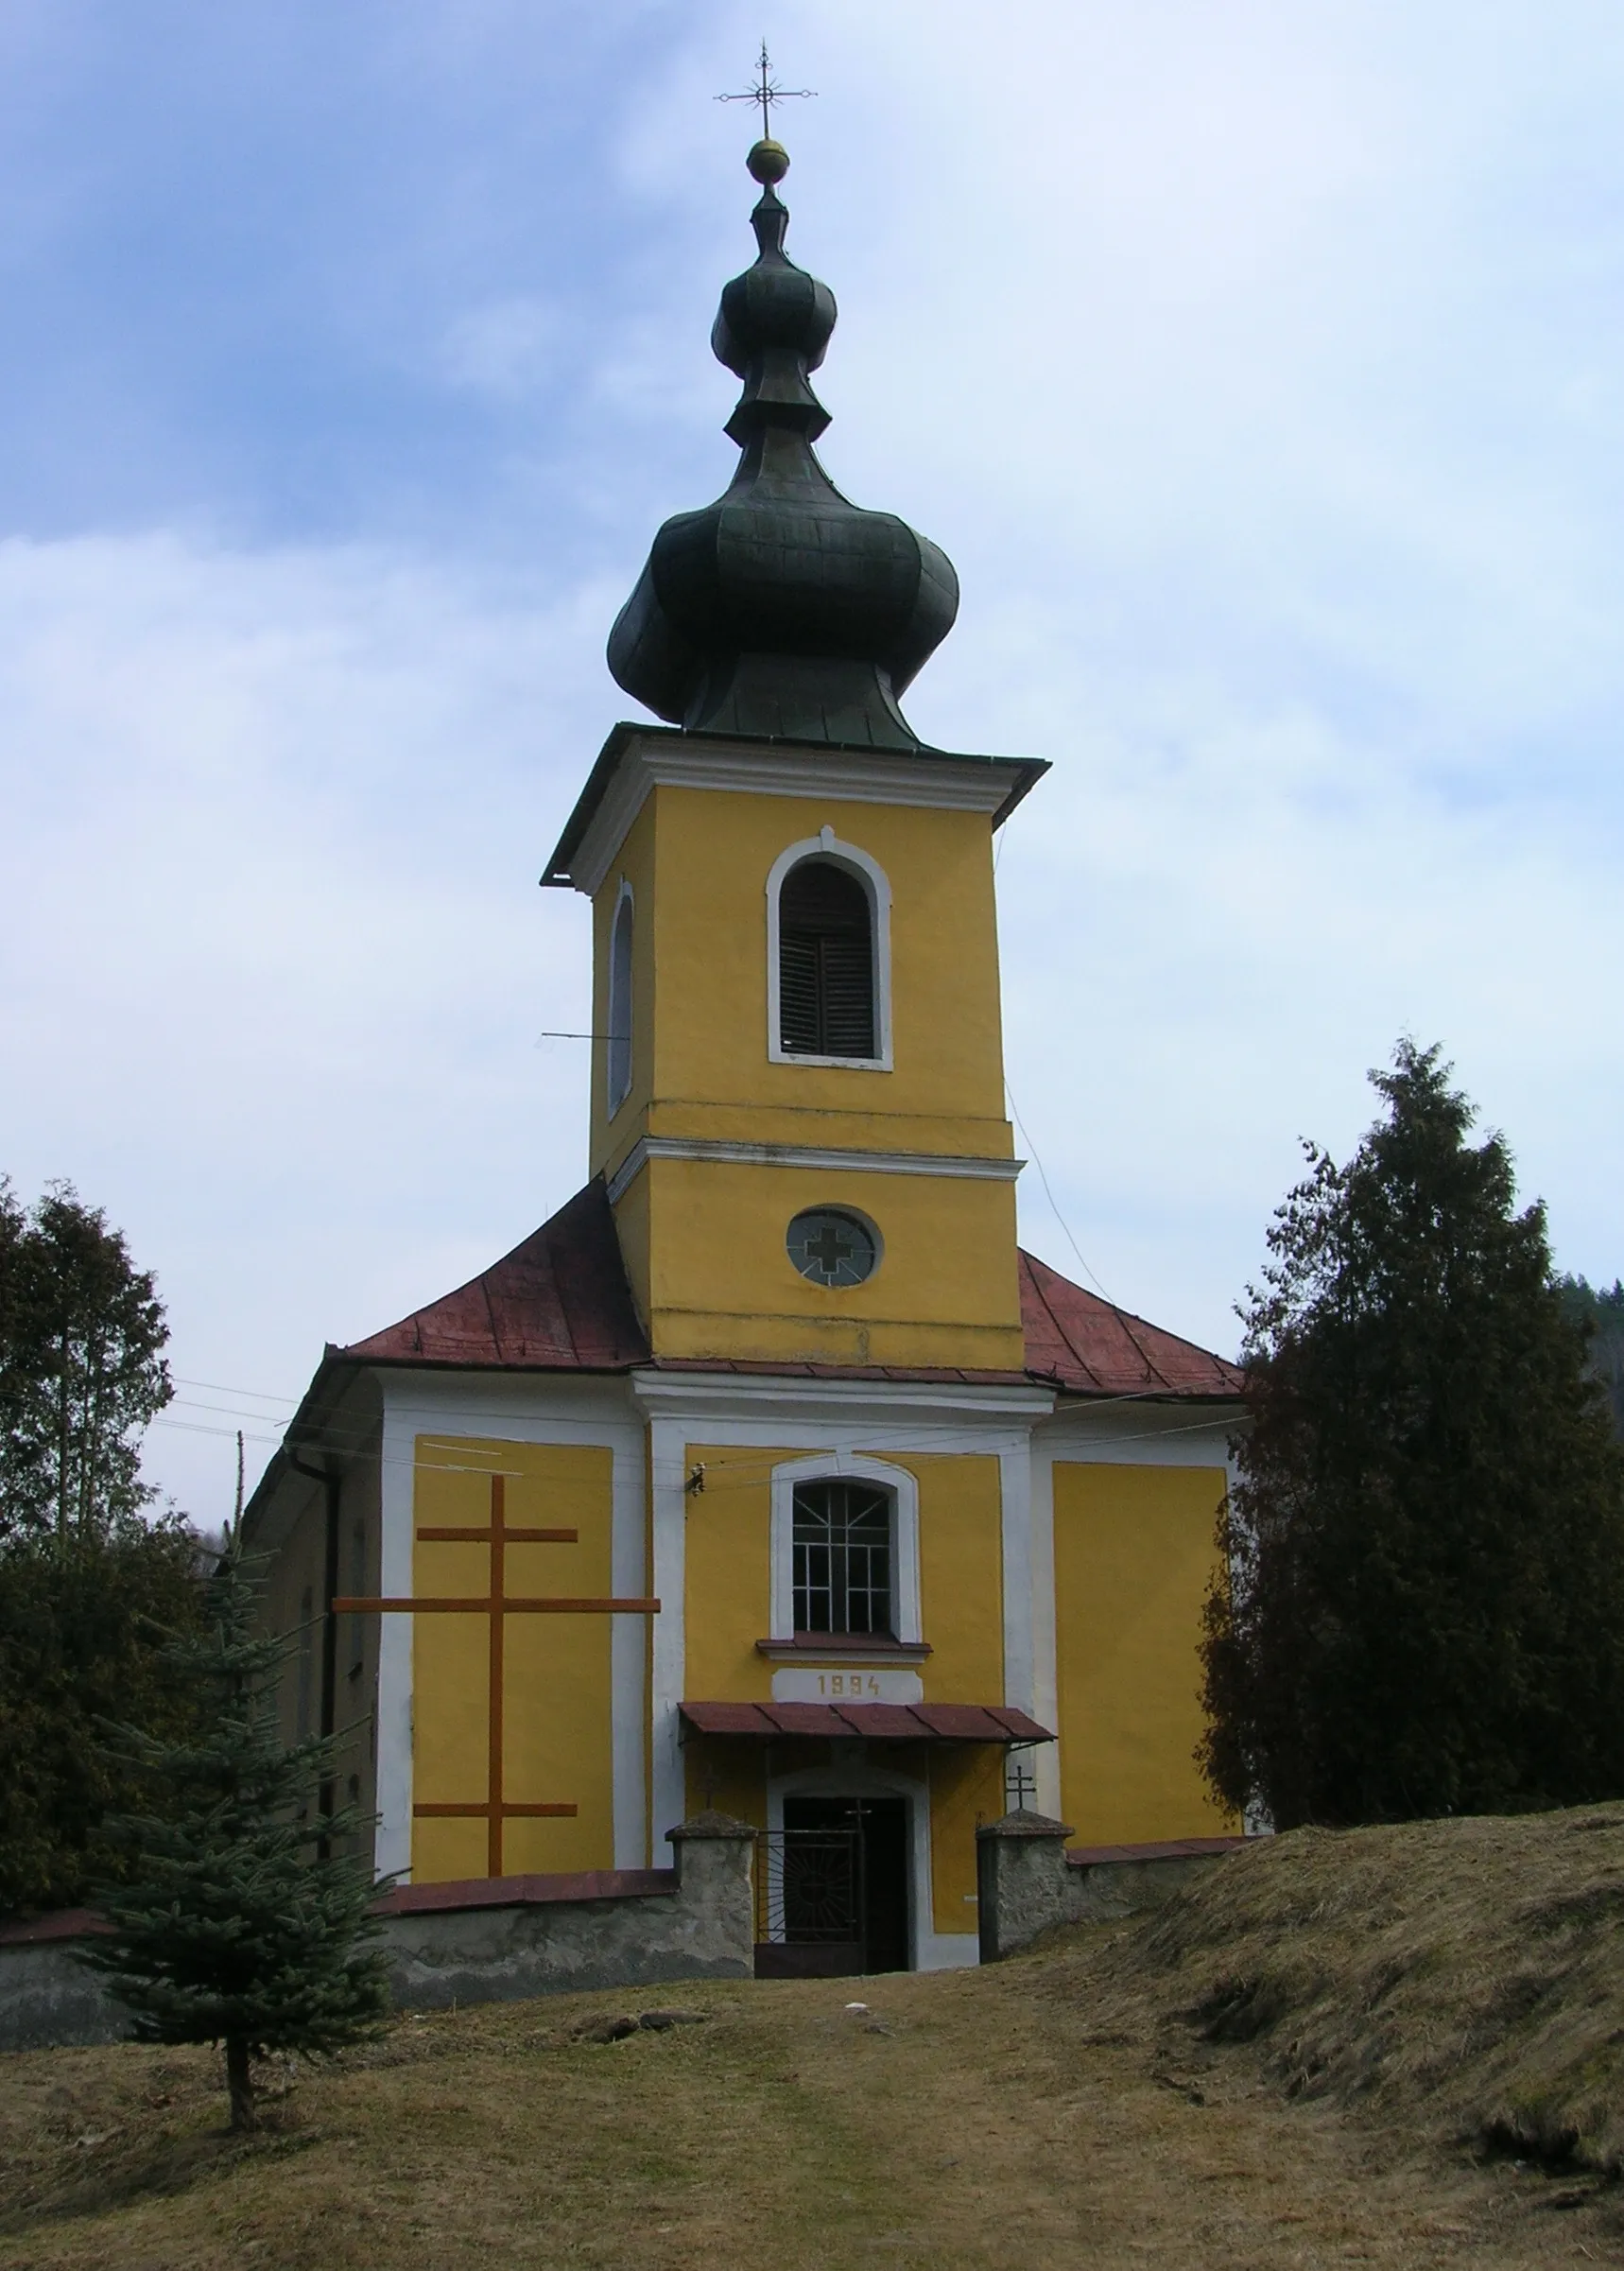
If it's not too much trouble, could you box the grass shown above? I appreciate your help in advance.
[4,1805,1624,2267]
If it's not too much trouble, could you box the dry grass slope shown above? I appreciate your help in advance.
[2,1806,1622,2268]
[1099,1802,1624,2172]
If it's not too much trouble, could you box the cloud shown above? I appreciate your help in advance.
[0,530,622,1514]
[2,1,1623,1517]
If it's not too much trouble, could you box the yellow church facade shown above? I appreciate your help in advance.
[246,133,1241,1973]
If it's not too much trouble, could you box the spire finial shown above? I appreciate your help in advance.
[717,40,814,181]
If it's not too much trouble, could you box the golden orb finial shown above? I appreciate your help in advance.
[747,137,790,186]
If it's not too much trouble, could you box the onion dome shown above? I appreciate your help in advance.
[607,141,959,749]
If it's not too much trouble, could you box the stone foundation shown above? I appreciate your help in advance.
[976,1811,1247,1961]
[0,1814,756,2054]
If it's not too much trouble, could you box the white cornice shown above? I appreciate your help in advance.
[631,1369,1054,1429]
[569,735,1023,898]
[605,1134,1023,1206]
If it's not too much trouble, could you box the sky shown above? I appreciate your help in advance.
[3,1,1623,1518]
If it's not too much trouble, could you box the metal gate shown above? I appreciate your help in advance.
[752,1826,863,1979]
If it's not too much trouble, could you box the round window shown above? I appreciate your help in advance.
[786,1207,878,1289]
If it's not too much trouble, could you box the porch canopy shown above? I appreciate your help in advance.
[680,1701,1053,1743]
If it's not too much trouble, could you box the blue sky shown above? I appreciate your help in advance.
[3,1,1623,1516]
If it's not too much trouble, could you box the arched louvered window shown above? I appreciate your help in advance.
[606,883,633,1114]
[778,858,875,1060]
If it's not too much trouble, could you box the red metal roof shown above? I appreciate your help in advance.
[334,1177,1239,1401]
[680,1700,1052,1743]
[1018,1249,1242,1399]
[337,1179,649,1373]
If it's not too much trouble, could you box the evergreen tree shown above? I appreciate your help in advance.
[0,1179,172,1541]
[1557,1274,1624,1442]
[1201,1040,1624,1829]
[0,1516,207,1915]
[83,1532,389,2130]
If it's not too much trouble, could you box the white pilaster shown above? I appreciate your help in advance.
[611,1434,648,1867]
[1028,1448,1062,1818]
[373,1391,416,1883]
[648,1414,689,1862]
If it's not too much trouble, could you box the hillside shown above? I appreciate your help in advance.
[3,1807,1622,2268]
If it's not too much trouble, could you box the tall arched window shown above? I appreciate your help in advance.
[779,858,875,1060]
[606,882,634,1115]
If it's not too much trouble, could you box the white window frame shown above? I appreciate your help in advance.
[766,825,893,1072]
[606,877,634,1118]
[769,1451,921,1643]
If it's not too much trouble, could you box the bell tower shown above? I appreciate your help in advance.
[543,136,1046,1374]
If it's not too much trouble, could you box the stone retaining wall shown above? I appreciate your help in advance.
[0,1814,756,2054]
[976,1812,1248,1961]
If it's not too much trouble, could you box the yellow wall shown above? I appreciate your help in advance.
[589,779,1024,1371]
[637,1157,1023,1369]
[410,1436,616,1884]
[591,785,1011,1177]
[681,1441,1007,1936]
[682,1442,783,1706]
[589,792,657,1168]
[929,1746,1005,1935]
[1051,1462,1237,1845]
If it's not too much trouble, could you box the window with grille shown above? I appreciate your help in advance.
[792,1479,893,1636]
[779,858,875,1059]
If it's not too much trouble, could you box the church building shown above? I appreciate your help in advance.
[245,132,1242,1975]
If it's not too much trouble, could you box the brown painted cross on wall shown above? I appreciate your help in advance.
[335,1471,659,1878]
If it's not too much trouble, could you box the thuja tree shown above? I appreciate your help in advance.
[84,1534,389,2130]
[1201,1040,1624,1829]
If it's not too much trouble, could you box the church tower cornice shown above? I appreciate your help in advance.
[542,721,1047,898]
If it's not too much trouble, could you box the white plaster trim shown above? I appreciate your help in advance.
[648,1414,689,1864]
[568,738,1019,898]
[998,1445,1034,1722]
[1034,1407,1238,1465]
[373,1391,417,1885]
[918,1930,982,1971]
[765,825,892,1072]
[611,1433,648,1868]
[1027,1448,1062,1818]
[633,1371,1052,1430]
[605,877,634,1121]
[605,1133,1022,1205]
[767,1452,922,1646]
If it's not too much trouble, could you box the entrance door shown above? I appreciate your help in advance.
[780,1795,910,1974]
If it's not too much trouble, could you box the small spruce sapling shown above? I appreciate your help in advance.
[82,1527,389,2130]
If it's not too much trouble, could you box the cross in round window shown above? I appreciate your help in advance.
[786,1207,877,1288]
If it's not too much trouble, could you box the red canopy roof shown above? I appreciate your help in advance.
[336,1178,1239,1402]
[680,1700,1051,1744]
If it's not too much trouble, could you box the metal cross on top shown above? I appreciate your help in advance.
[335,1472,659,1879]
[716,41,816,140]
